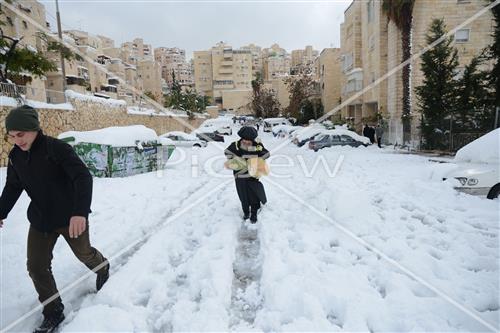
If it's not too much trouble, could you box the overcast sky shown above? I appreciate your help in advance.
[41,0,351,59]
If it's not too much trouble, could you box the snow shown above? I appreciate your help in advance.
[0,96,74,110]
[454,129,500,165]
[65,90,127,107]
[161,131,198,141]
[0,128,498,332]
[58,125,159,147]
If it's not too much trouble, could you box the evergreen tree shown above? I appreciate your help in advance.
[285,74,314,120]
[299,98,324,125]
[455,56,493,131]
[486,0,500,128]
[416,18,459,150]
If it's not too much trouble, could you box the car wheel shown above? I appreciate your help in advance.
[487,183,500,199]
[193,144,201,148]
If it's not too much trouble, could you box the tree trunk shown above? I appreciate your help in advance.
[402,20,412,145]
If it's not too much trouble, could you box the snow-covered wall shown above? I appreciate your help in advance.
[0,100,205,166]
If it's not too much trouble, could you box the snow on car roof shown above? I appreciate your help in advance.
[321,129,371,144]
[163,131,198,140]
[58,125,159,147]
[454,128,499,165]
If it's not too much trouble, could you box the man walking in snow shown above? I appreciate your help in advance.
[0,105,109,333]
[224,126,269,223]
[375,124,384,148]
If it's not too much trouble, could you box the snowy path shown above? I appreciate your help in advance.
[1,134,498,332]
[229,222,263,329]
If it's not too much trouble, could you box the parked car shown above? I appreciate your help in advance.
[160,131,207,148]
[263,117,292,132]
[292,126,328,147]
[198,118,233,135]
[308,130,369,151]
[442,129,500,199]
[272,125,302,138]
[195,131,225,142]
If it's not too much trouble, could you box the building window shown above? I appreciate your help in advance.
[455,29,470,43]
[367,0,374,23]
[22,20,28,29]
[6,16,13,26]
[369,35,375,51]
[457,0,470,3]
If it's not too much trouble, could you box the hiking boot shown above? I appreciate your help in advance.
[34,306,65,333]
[250,212,258,224]
[243,211,250,220]
[96,262,110,291]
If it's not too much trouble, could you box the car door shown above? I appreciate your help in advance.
[340,135,359,147]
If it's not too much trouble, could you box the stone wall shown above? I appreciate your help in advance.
[0,98,205,166]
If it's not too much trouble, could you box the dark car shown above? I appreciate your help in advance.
[196,132,225,142]
[308,134,368,151]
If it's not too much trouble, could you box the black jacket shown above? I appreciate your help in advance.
[224,140,269,179]
[0,132,93,232]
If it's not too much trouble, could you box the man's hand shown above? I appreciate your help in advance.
[69,216,86,238]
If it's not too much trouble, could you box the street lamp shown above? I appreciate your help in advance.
[55,0,67,101]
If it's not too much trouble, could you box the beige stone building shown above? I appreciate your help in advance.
[319,48,342,115]
[193,42,253,112]
[404,0,495,144]
[154,47,193,89]
[241,43,264,79]
[262,43,291,80]
[291,45,319,75]
[340,0,495,143]
[193,50,213,98]
[340,0,363,129]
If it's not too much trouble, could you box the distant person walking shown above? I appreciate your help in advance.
[375,124,384,148]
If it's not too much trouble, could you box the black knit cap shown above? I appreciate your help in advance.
[5,105,40,132]
[238,126,258,141]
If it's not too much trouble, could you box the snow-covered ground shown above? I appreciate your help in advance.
[0,128,498,332]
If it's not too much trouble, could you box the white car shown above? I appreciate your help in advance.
[198,120,233,135]
[159,131,207,148]
[263,118,292,132]
[443,129,500,199]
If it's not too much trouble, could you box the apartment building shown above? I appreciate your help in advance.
[291,45,319,75]
[262,43,291,80]
[241,43,264,79]
[154,47,194,89]
[319,48,342,114]
[340,0,494,143]
[193,42,253,113]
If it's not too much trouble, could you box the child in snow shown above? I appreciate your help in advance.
[224,126,270,223]
[0,105,109,333]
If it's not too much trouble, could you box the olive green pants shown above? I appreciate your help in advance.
[27,223,107,316]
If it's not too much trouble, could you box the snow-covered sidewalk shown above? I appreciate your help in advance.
[1,134,498,332]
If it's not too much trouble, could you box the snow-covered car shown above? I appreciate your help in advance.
[159,131,207,148]
[272,125,301,138]
[292,126,328,147]
[308,129,370,151]
[443,129,500,199]
[263,118,292,132]
[198,118,233,135]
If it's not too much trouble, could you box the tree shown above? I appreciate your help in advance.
[382,0,415,144]
[299,98,324,125]
[0,1,81,85]
[285,74,314,120]
[486,0,500,127]
[416,19,459,150]
[454,55,493,132]
[249,72,281,118]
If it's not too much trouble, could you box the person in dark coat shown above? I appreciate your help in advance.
[0,105,109,333]
[224,126,269,223]
[363,124,370,140]
[368,125,376,144]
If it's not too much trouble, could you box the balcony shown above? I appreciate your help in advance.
[66,75,87,87]
[213,80,234,89]
[221,60,233,67]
